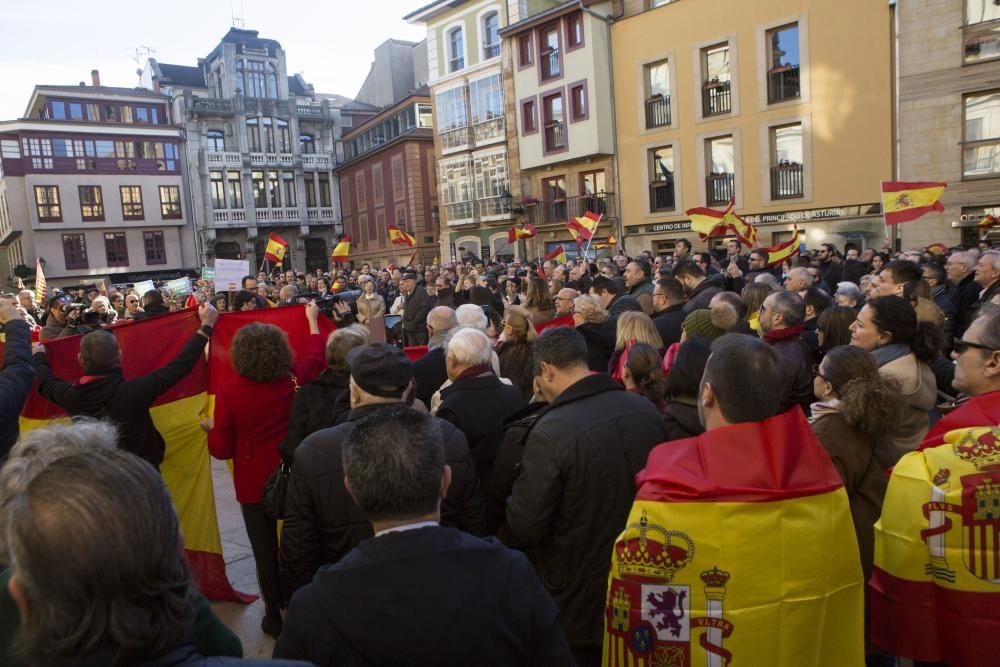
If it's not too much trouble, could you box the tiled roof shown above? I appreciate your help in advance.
[157,63,206,87]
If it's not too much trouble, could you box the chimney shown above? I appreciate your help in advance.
[152,78,161,94]
[91,69,100,87]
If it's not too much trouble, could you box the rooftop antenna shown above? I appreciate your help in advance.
[230,0,245,28]
[128,45,158,85]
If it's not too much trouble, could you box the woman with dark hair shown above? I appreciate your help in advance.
[817,306,856,353]
[469,286,504,339]
[849,295,943,459]
[622,343,666,412]
[869,252,888,275]
[662,336,712,441]
[205,302,325,637]
[504,276,522,307]
[522,277,555,325]
[496,305,536,400]
[482,275,506,316]
[810,346,905,664]
[211,293,229,312]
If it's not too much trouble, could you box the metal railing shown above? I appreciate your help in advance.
[649,181,675,211]
[525,193,616,225]
[483,42,500,59]
[545,122,565,152]
[296,105,329,118]
[767,66,800,104]
[645,95,671,129]
[449,56,465,72]
[770,163,803,199]
[706,172,735,205]
[702,80,732,116]
[542,49,561,79]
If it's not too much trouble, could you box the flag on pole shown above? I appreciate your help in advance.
[507,223,537,244]
[686,197,757,247]
[331,236,351,263]
[880,181,946,224]
[263,232,288,265]
[603,408,864,666]
[34,258,46,303]
[980,213,999,229]
[388,225,417,247]
[593,235,617,250]
[568,210,602,241]
[543,244,567,264]
[762,227,802,266]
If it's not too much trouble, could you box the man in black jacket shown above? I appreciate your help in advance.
[675,259,725,314]
[0,302,34,460]
[401,272,431,346]
[759,290,815,416]
[32,304,218,468]
[279,342,484,599]
[589,275,642,323]
[650,276,686,347]
[499,327,668,666]
[275,406,573,666]
[411,306,457,407]
[946,251,981,338]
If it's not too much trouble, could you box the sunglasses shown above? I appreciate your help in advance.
[953,339,996,355]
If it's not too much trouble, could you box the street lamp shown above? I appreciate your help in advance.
[501,188,524,215]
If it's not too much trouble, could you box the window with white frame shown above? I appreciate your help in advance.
[483,12,500,59]
[448,28,465,72]
[470,74,505,142]
[964,91,1000,177]
[769,123,804,199]
[473,151,509,217]
[439,158,475,222]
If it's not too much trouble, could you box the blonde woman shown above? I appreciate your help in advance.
[573,294,615,372]
[741,283,774,336]
[522,277,555,324]
[610,311,664,382]
[496,305,536,400]
[355,276,385,326]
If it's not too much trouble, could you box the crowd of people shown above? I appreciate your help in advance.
[0,236,998,666]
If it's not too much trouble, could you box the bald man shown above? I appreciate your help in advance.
[554,288,580,317]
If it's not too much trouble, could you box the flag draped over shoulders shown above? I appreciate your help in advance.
[870,391,1000,667]
[603,408,864,666]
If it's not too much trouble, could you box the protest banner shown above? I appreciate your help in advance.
[214,259,250,292]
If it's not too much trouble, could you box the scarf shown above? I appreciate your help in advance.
[762,322,804,344]
[871,343,910,368]
[454,364,493,382]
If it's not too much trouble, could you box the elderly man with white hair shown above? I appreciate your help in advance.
[947,250,983,338]
[834,281,863,310]
[429,305,509,414]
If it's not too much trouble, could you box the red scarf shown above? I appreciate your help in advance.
[762,322,805,344]
[454,364,493,382]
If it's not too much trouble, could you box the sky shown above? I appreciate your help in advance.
[0,0,428,120]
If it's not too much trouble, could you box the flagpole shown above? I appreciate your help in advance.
[879,181,891,252]
[581,214,602,263]
[392,243,400,268]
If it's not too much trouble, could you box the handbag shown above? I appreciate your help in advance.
[262,373,301,520]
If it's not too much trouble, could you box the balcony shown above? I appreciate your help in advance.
[541,49,561,79]
[444,201,475,226]
[449,56,464,72]
[206,151,242,168]
[255,207,300,225]
[770,162,803,199]
[702,79,731,117]
[439,126,471,152]
[645,95,671,129]
[525,193,617,226]
[306,206,337,223]
[649,181,675,212]
[297,105,331,119]
[478,196,507,220]
[483,42,500,60]
[544,121,565,152]
[768,65,800,104]
[301,153,334,169]
[249,152,295,167]
[472,117,505,144]
[190,98,235,115]
[706,172,735,205]
[212,209,247,226]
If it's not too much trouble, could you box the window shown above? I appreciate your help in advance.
[0,140,19,159]
[207,130,225,151]
[79,186,104,220]
[483,12,500,59]
[319,173,331,207]
[518,34,534,68]
[392,157,404,198]
[566,12,583,49]
[120,106,134,123]
[543,92,566,153]
[211,172,226,209]
[299,133,315,154]
[266,171,281,208]
[417,103,433,127]
[570,82,588,122]
[252,171,267,207]
[50,101,66,119]
[69,103,83,120]
[339,180,350,215]
[470,74,505,142]
[261,118,275,152]
[645,60,672,128]
[239,59,270,98]
[649,147,676,211]
[62,234,88,269]
[22,138,53,170]
[448,28,465,72]
[34,186,61,222]
[120,186,144,219]
[373,164,384,204]
[439,158,475,223]
[521,99,538,135]
[136,107,149,123]
[304,173,317,207]
[283,172,297,207]
[246,119,260,152]
[706,136,735,205]
[540,24,562,80]
[104,104,118,122]
[701,43,732,116]
[964,92,1000,177]
[436,87,470,151]
[770,124,804,198]
[966,1,1000,62]
[767,24,800,103]
[228,171,243,208]
[276,119,290,153]
[159,186,182,218]
[473,152,509,217]
[356,172,366,208]
[542,176,567,221]
[143,231,166,265]
[163,143,179,172]
[104,232,129,267]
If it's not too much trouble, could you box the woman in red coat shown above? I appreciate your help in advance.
[205,302,324,637]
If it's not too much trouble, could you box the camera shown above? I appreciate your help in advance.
[59,302,85,313]
[297,291,360,317]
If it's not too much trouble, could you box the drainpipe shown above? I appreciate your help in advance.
[889,0,900,252]
[580,1,626,251]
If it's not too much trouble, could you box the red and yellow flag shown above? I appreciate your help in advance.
[881,181,946,224]
[507,223,537,244]
[388,224,417,247]
[34,258,46,304]
[870,391,1000,667]
[685,198,757,247]
[331,236,351,263]
[980,213,999,229]
[604,408,864,666]
[568,210,602,241]
[762,226,802,266]
[593,235,617,250]
[543,244,567,264]
[263,232,288,265]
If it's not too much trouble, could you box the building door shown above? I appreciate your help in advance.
[305,238,328,273]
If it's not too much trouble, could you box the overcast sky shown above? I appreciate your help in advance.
[0,0,427,120]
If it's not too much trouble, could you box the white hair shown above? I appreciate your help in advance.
[983,251,1000,272]
[755,272,780,289]
[835,281,861,299]
[455,303,487,331]
[446,328,493,368]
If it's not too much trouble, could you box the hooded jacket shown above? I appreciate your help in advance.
[274,526,574,666]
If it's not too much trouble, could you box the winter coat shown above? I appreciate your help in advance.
[576,321,616,373]
[0,320,33,460]
[662,397,703,441]
[354,293,385,325]
[484,402,548,533]
[495,339,535,400]
[605,292,643,322]
[767,334,815,417]
[879,352,937,461]
[498,373,669,648]
[412,346,448,408]
[652,304,685,348]
[682,274,725,314]
[278,369,351,463]
[628,279,655,315]
[402,287,431,345]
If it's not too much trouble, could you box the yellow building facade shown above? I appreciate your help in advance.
[612,0,893,257]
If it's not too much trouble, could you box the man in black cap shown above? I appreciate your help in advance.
[279,342,484,599]
[400,271,431,346]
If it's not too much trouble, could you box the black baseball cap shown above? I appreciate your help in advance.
[347,343,413,398]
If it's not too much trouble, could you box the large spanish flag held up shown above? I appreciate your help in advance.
[331,235,351,263]
[762,226,802,266]
[881,181,946,224]
[603,408,864,666]
[7,310,253,603]
[263,232,289,265]
[869,390,1000,667]
[685,197,757,247]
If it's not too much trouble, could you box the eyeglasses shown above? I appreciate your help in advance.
[811,364,828,380]
[953,339,996,355]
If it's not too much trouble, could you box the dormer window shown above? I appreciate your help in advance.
[237,59,279,98]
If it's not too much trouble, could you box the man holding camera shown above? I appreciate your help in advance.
[39,294,92,341]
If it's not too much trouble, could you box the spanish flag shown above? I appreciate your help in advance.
[507,223,537,244]
[543,244,567,264]
[568,210,602,241]
[34,258,46,304]
[980,213,998,229]
[331,236,351,263]
[881,181,946,224]
[762,226,802,266]
[388,224,417,248]
[263,232,288,265]
[870,391,1000,667]
[686,198,757,247]
[603,408,864,666]
[593,235,617,250]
